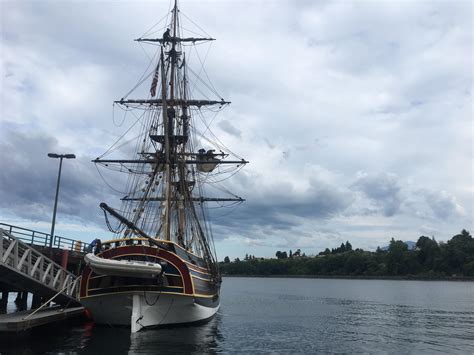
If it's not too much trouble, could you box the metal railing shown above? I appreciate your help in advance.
[0,223,87,253]
[0,228,80,300]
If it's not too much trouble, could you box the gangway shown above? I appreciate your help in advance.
[0,228,81,307]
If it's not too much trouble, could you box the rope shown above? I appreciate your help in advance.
[103,208,123,234]
[179,10,212,38]
[144,289,161,306]
[158,298,174,326]
[23,276,82,320]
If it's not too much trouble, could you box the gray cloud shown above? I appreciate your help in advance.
[209,170,354,241]
[419,189,464,220]
[0,128,121,226]
[217,119,241,138]
[353,172,402,217]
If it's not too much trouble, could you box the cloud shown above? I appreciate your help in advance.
[0,0,472,258]
[418,189,465,220]
[353,172,402,217]
[209,166,354,242]
[217,119,241,138]
[0,128,121,226]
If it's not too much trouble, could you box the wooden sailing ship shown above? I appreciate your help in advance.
[79,0,247,332]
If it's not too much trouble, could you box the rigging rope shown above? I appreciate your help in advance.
[103,208,124,234]
[179,10,212,38]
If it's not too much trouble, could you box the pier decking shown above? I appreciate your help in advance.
[0,305,85,332]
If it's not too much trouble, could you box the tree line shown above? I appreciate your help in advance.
[220,229,474,278]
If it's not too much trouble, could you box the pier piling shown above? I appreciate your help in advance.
[0,292,8,313]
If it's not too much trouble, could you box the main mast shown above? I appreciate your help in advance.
[161,44,171,241]
[163,0,180,242]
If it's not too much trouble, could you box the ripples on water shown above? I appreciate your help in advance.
[1,278,473,353]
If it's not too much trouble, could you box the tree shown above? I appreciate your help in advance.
[289,250,293,258]
[319,248,331,256]
[339,243,347,253]
[219,230,474,277]
[416,236,439,271]
[345,241,352,251]
[445,229,474,274]
[464,261,474,276]
[344,251,368,274]
[387,238,408,275]
[276,251,288,259]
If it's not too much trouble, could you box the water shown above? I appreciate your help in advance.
[1,277,473,353]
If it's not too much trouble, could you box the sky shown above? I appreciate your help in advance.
[0,0,472,260]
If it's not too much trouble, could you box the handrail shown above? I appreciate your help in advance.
[0,228,80,302]
[0,222,87,253]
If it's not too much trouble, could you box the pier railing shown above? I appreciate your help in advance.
[0,228,80,300]
[0,223,87,253]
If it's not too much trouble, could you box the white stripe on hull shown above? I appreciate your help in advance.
[81,292,219,332]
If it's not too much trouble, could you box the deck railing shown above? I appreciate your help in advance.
[0,228,80,300]
[0,223,88,253]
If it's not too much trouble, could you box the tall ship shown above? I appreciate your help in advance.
[79,0,247,332]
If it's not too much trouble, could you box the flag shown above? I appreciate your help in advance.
[150,64,159,97]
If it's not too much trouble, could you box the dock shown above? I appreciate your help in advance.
[0,223,87,332]
[0,306,85,332]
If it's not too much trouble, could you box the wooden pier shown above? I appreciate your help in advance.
[0,306,85,332]
[0,224,88,331]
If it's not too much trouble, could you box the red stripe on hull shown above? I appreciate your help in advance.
[80,246,195,298]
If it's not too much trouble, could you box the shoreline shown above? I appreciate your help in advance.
[221,274,474,282]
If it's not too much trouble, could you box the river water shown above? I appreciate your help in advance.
[1,277,473,353]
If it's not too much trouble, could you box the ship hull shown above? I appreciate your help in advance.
[81,292,219,331]
[80,241,220,332]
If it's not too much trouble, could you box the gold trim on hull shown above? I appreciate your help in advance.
[80,290,218,300]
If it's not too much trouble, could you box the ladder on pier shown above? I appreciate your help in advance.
[0,228,81,306]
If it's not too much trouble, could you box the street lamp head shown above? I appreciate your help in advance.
[48,153,76,159]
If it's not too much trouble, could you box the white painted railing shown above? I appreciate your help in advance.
[0,228,80,300]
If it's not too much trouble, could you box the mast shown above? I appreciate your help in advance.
[166,0,178,242]
[160,47,171,241]
[170,0,178,102]
[177,53,188,246]
[163,0,178,242]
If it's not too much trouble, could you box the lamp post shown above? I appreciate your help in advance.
[48,153,76,249]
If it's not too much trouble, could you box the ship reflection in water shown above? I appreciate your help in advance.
[0,313,222,354]
[83,314,222,354]
[130,315,222,353]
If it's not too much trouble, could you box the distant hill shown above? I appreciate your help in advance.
[381,241,417,251]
